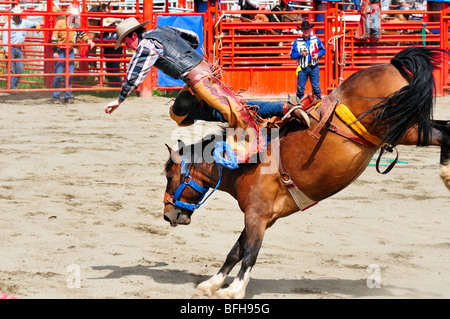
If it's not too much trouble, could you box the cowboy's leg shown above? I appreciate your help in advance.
[309,65,322,100]
[10,48,23,89]
[296,69,308,102]
[184,101,227,124]
[249,99,310,127]
[8,49,16,89]
[372,8,381,39]
[181,99,299,125]
[65,50,75,100]
[187,61,258,131]
[53,50,65,99]
[170,85,201,126]
[246,100,285,118]
[171,87,283,126]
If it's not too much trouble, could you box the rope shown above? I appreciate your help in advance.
[213,141,239,169]
[328,12,347,85]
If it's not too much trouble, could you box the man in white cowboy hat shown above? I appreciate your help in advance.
[102,18,122,87]
[1,6,41,91]
[51,5,95,104]
[104,18,310,161]
[290,20,326,103]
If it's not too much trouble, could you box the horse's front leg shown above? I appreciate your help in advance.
[195,230,246,297]
[214,213,267,299]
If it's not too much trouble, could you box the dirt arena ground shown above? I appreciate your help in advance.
[0,92,449,299]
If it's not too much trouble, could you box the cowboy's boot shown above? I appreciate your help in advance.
[284,95,311,127]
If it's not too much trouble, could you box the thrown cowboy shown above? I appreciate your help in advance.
[104,18,309,161]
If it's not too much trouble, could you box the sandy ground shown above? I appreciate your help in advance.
[0,92,449,300]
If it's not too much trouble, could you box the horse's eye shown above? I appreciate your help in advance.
[167,176,173,182]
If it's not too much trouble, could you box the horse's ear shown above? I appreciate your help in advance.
[165,143,182,163]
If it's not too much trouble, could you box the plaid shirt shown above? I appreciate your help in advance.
[118,35,163,102]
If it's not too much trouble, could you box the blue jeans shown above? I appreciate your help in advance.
[297,64,321,100]
[183,100,285,124]
[53,49,75,100]
[365,6,381,39]
[8,47,23,89]
[247,100,285,118]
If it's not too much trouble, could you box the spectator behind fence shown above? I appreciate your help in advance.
[410,0,427,21]
[1,6,41,91]
[51,5,95,104]
[290,20,326,103]
[364,0,381,41]
[398,0,415,20]
[102,18,122,87]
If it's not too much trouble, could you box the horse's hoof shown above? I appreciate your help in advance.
[213,287,245,299]
[440,163,450,191]
[194,282,215,297]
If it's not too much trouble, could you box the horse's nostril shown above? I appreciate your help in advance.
[163,215,171,223]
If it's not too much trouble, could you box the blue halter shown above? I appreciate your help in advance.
[170,142,238,212]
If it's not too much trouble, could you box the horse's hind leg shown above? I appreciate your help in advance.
[399,120,450,190]
[195,230,246,297]
[435,121,450,190]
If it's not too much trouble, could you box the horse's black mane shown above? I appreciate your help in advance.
[164,127,228,173]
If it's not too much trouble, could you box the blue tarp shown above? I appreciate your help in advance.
[156,15,204,87]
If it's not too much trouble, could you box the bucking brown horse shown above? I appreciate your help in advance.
[163,47,450,298]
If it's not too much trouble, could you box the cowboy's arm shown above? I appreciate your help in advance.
[105,43,158,113]
[23,19,40,29]
[290,39,301,59]
[2,22,9,53]
[74,24,95,49]
[317,38,326,59]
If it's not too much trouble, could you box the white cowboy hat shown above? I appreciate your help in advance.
[68,5,80,15]
[104,17,121,27]
[10,6,23,14]
[114,18,150,50]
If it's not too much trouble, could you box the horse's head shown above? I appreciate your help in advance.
[163,144,211,227]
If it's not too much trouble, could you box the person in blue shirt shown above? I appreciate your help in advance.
[290,20,326,103]
[1,6,40,91]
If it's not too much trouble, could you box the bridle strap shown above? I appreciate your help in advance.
[165,158,223,212]
[164,142,236,212]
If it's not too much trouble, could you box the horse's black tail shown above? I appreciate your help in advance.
[371,47,446,147]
